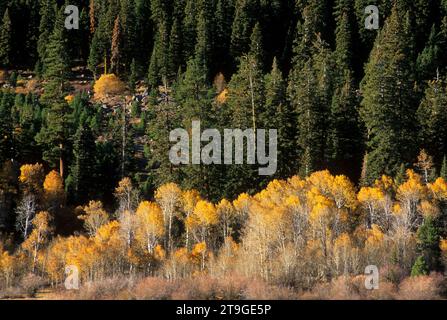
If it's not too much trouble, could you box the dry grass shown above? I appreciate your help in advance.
[28,273,447,300]
[51,274,298,300]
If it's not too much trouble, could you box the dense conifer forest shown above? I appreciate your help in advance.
[1,0,447,299]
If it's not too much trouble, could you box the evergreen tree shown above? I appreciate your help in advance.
[36,0,55,75]
[147,22,170,87]
[88,1,113,77]
[0,92,13,164]
[416,25,442,81]
[334,0,355,73]
[183,0,197,60]
[173,58,216,196]
[411,255,429,277]
[120,0,137,74]
[394,163,407,186]
[289,37,334,177]
[249,22,264,71]
[417,78,447,164]
[264,57,296,178]
[11,93,42,164]
[416,216,441,272]
[215,0,234,74]
[290,1,326,71]
[194,0,214,80]
[169,14,184,77]
[441,155,447,180]
[360,5,417,184]
[328,71,363,179]
[147,0,172,86]
[67,124,97,204]
[0,8,11,67]
[128,58,137,92]
[230,0,257,60]
[134,0,153,72]
[36,7,71,178]
[224,52,265,195]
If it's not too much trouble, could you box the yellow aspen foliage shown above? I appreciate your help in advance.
[155,183,183,210]
[440,239,447,252]
[192,201,219,226]
[418,200,439,218]
[93,74,127,100]
[19,163,44,193]
[45,237,69,284]
[307,170,334,196]
[115,177,133,195]
[396,170,427,228]
[114,177,138,213]
[93,221,123,275]
[95,220,121,245]
[135,201,164,253]
[154,244,166,261]
[192,242,207,256]
[333,233,355,274]
[309,201,332,222]
[22,211,52,270]
[392,203,402,215]
[365,224,385,247]
[397,170,427,204]
[357,187,384,204]
[181,190,201,250]
[44,170,64,195]
[64,235,94,281]
[287,175,307,191]
[182,190,201,218]
[285,195,301,208]
[187,200,218,244]
[216,199,233,217]
[0,250,15,287]
[374,175,395,193]
[428,178,447,200]
[334,233,351,248]
[307,187,333,209]
[79,200,109,236]
[192,242,207,270]
[233,193,251,214]
[174,247,191,265]
[330,175,357,210]
[216,88,228,104]
[254,179,288,206]
[216,199,235,239]
[357,187,384,227]
[64,95,75,103]
[155,183,182,251]
[43,170,65,207]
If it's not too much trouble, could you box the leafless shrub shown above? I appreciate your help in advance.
[76,276,133,300]
[300,275,397,300]
[19,273,46,297]
[397,273,445,300]
[133,277,176,300]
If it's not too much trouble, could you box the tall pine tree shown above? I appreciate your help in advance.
[360,5,417,184]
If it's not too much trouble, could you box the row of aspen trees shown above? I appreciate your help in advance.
[2,160,447,290]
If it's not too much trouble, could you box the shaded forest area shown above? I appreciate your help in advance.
[1,0,447,299]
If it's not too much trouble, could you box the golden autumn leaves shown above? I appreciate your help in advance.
[3,164,447,288]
